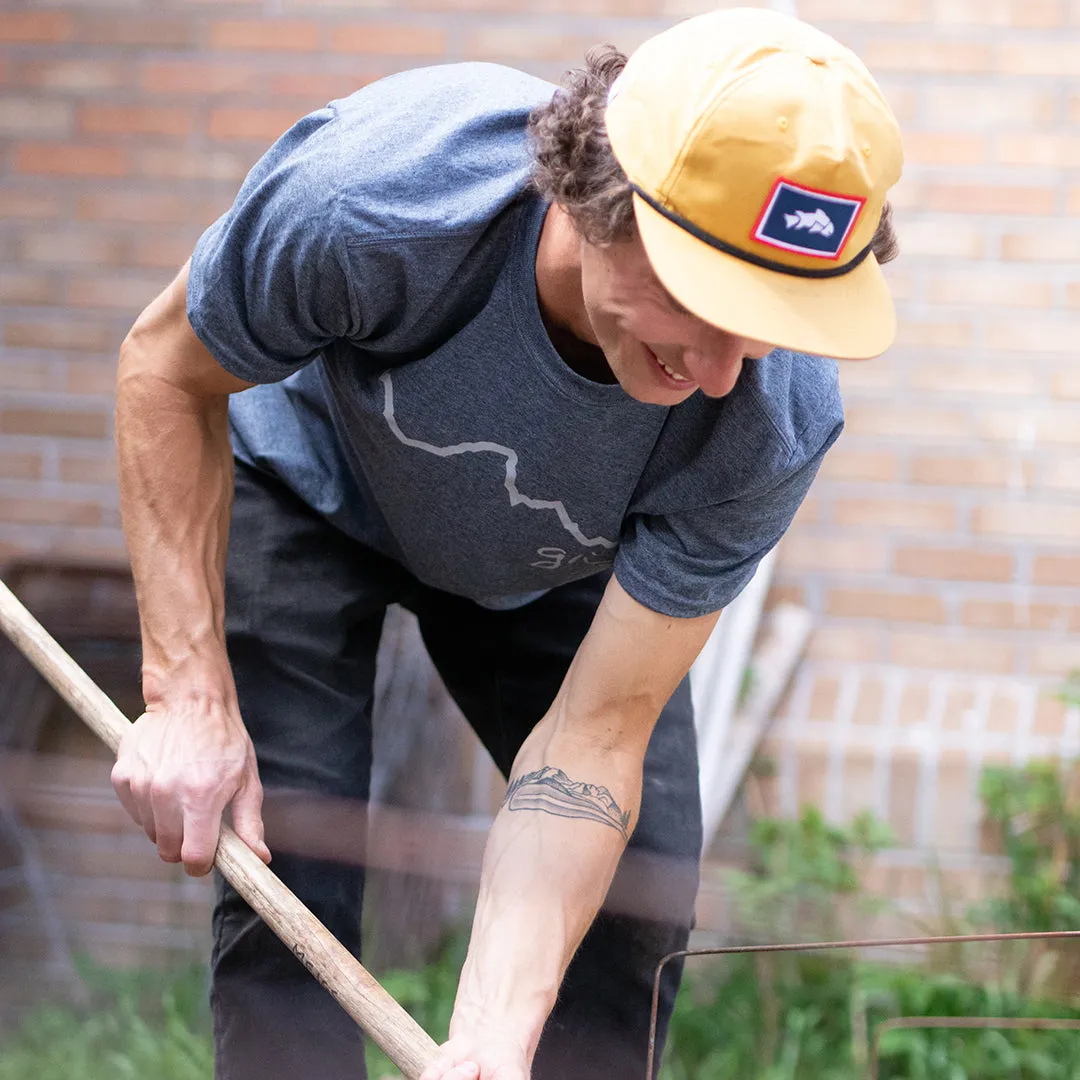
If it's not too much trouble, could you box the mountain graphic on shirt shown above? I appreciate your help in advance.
[505,766,631,834]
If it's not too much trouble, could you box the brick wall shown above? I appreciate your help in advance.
[1,0,1079,856]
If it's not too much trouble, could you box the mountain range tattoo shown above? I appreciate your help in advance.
[503,766,632,840]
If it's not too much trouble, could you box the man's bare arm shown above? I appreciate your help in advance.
[112,261,267,876]
[421,576,719,1079]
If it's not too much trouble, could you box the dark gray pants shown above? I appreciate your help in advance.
[213,461,703,1080]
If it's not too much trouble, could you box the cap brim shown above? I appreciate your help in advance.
[632,193,896,361]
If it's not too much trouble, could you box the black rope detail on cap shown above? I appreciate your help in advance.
[631,184,873,280]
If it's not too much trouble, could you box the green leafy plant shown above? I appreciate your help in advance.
[0,959,212,1080]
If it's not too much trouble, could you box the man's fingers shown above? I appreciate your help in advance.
[111,761,143,830]
[179,801,227,877]
[443,1065,480,1080]
[150,784,185,864]
[231,774,271,864]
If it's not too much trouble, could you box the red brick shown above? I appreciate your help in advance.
[837,358,900,392]
[903,132,987,167]
[13,59,129,93]
[887,750,920,845]
[1033,697,1070,735]
[852,678,886,726]
[895,319,974,350]
[807,625,884,664]
[0,409,108,440]
[208,20,320,52]
[898,218,987,259]
[975,407,1080,446]
[207,107,304,142]
[962,599,1080,632]
[863,39,994,73]
[1000,41,1080,76]
[0,453,43,481]
[894,546,1015,583]
[933,0,1064,25]
[79,104,195,138]
[140,60,261,96]
[266,71,376,102]
[4,321,118,353]
[136,148,250,183]
[843,403,970,440]
[777,534,889,574]
[329,23,447,55]
[835,497,957,532]
[828,588,947,624]
[973,501,1080,543]
[1002,230,1080,261]
[891,632,1016,674]
[984,318,1080,357]
[765,582,806,609]
[925,272,1054,310]
[66,360,120,396]
[67,274,166,311]
[1033,555,1080,587]
[131,233,197,270]
[0,97,73,136]
[0,12,73,43]
[76,191,226,225]
[0,498,102,528]
[908,363,1038,396]
[1041,458,1080,493]
[923,184,1057,216]
[465,27,600,62]
[20,229,128,267]
[0,190,64,219]
[60,455,117,485]
[818,448,900,483]
[986,692,1019,734]
[998,134,1080,168]
[1030,643,1080,678]
[910,455,1033,488]
[922,85,1057,129]
[800,0,927,19]
[14,143,130,178]
[0,360,54,393]
[1051,370,1080,400]
[74,15,197,49]
[0,272,57,306]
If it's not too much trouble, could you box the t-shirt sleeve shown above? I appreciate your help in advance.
[186,108,360,384]
[614,419,842,619]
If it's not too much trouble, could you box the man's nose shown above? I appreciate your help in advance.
[682,336,748,397]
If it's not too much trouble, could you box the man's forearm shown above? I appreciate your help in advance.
[452,718,644,1060]
[116,309,237,702]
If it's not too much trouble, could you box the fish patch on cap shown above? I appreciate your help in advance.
[753,179,865,261]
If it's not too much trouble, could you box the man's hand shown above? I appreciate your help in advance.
[419,1024,530,1080]
[111,694,269,877]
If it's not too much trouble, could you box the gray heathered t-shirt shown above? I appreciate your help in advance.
[187,62,844,618]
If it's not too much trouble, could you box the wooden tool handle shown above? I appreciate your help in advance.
[0,576,440,1080]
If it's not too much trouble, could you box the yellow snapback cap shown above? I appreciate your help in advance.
[604,7,904,360]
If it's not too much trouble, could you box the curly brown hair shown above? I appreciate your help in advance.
[528,45,899,264]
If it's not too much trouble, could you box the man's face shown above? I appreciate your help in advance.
[580,232,775,406]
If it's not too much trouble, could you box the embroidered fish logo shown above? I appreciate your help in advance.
[784,208,835,237]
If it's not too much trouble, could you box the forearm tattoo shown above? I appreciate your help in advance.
[503,766,631,840]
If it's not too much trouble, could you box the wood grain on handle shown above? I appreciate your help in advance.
[0,576,440,1080]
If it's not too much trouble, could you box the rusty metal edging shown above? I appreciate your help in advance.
[647,929,1080,1080]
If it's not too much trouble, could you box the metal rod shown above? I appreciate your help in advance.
[647,930,1080,1080]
